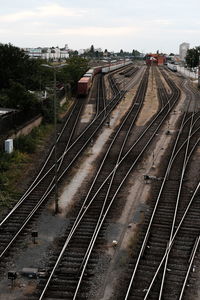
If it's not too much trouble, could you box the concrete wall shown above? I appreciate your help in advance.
[9,115,43,139]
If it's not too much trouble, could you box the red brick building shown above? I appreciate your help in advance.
[146,54,166,66]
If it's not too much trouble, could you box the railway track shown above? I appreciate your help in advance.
[29,66,151,300]
[122,75,200,300]
[0,68,131,270]
[0,98,85,257]
[1,65,187,300]
[28,67,183,300]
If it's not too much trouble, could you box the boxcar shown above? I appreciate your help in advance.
[93,66,102,75]
[77,77,92,96]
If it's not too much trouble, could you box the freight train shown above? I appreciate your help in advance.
[77,60,132,96]
[167,63,177,72]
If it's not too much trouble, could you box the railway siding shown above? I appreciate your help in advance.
[2,66,199,300]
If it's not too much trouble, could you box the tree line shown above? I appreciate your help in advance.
[185,46,200,68]
[0,43,88,115]
[77,45,141,59]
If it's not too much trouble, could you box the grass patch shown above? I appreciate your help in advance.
[0,150,30,209]
[58,98,74,119]
[0,123,53,210]
[14,124,53,153]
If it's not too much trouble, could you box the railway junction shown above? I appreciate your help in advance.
[0,62,200,300]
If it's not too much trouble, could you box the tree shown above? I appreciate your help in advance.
[95,51,99,58]
[0,43,42,112]
[119,49,124,57]
[90,45,95,54]
[185,47,200,68]
[85,45,95,58]
[68,50,78,57]
[132,49,141,57]
[56,57,88,93]
[0,43,41,90]
[104,49,109,57]
[4,81,40,112]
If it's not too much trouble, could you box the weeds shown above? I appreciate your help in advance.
[0,123,53,210]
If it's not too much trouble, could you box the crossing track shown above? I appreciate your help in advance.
[0,67,132,269]
[95,73,107,117]
[81,72,107,123]
[0,98,85,257]
[31,67,183,300]
[30,67,149,299]
[122,75,200,300]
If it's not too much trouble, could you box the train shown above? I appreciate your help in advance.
[167,63,177,72]
[77,60,132,96]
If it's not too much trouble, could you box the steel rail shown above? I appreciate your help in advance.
[116,67,139,89]
[158,86,198,299]
[0,68,168,238]
[0,70,127,259]
[72,69,149,300]
[179,235,200,300]
[0,100,83,226]
[38,67,150,300]
[38,69,181,299]
[73,68,181,299]
[94,74,106,118]
[124,84,189,300]
[0,71,124,228]
[75,67,149,273]
[151,114,196,300]
[140,161,200,300]
[38,67,139,299]
[123,75,199,299]
[124,104,200,298]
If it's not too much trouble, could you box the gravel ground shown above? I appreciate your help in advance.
[0,210,69,300]
[1,67,193,300]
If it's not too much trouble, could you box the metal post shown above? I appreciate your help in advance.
[123,55,125,96]
[41,63,67,215]
[198,55,200,88]
[152,61,153,88]
[53,68,59,214]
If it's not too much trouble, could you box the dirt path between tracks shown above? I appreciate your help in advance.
[0,68,186,300]
[93,70,186,300]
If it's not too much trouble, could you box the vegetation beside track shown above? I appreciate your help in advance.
[0,123,54,210]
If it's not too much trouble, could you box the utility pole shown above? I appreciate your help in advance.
[41,63,67,214]
[198,55,200,88]
[53,68,58,214]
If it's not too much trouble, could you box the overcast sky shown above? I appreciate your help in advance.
[0,0,199,54]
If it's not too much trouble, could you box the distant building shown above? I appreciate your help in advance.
[78,47,102,56]
[145,54,166,66]
[179,42,190,61]
[24,47,42,59]
[23,45,69,61]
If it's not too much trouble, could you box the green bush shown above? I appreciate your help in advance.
[0,173,9,190]
[0,191,12,208]
[14,135,36,153]
[0,123,53,210]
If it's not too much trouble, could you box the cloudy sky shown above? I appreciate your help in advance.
[0,0,199,53]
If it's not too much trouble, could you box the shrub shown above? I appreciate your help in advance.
[14,135,36,153]
[0,191,12,208]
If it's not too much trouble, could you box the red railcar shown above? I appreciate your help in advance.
[77,62,131,96]
[93,66,102,75]
[77,77,92,96]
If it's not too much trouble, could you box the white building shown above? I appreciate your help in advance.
[179,42,190,61]
[24,47,42,58]
[24,45,69,61]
